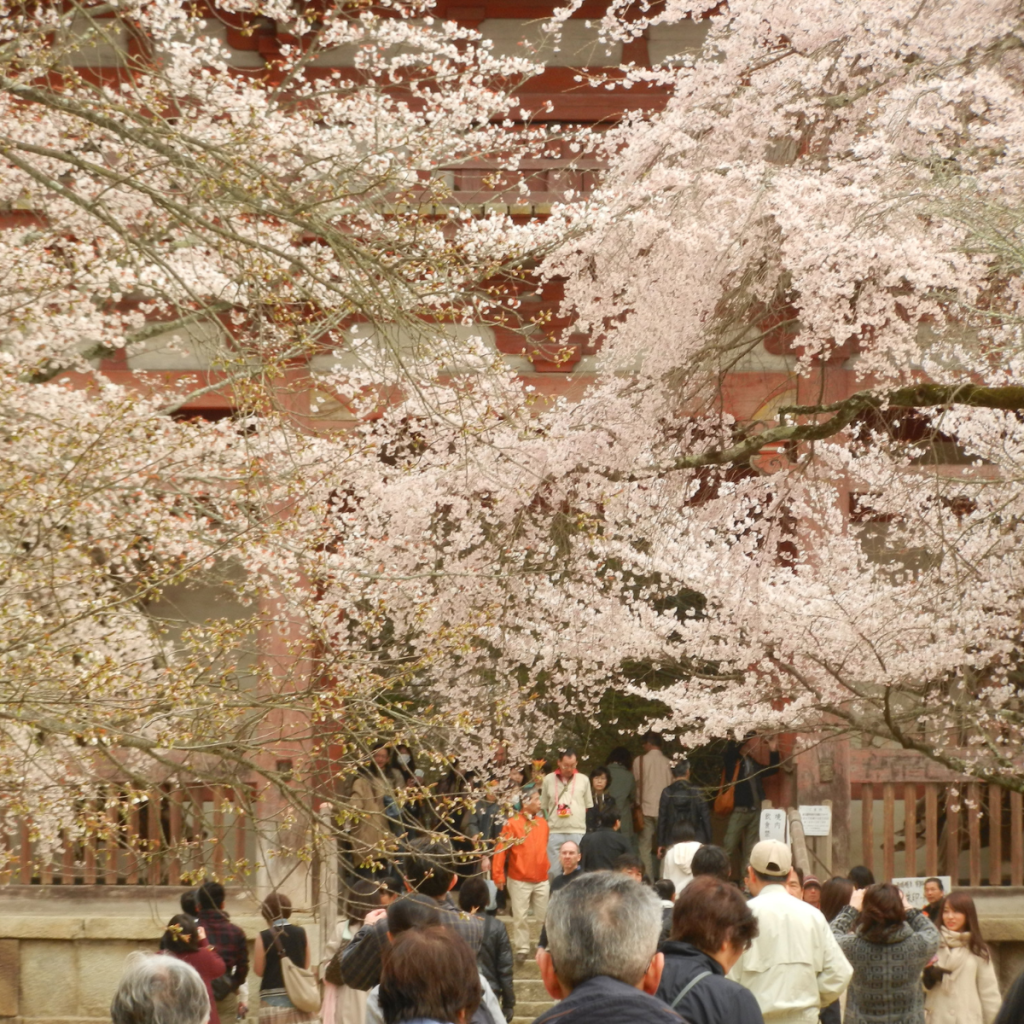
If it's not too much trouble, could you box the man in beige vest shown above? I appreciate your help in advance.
[635,731,673,880]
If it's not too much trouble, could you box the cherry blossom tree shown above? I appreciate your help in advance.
[0,0,588,875]
[7,0,1024,898]
[527,0,1024,787]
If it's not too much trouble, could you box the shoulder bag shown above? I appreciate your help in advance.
[632,756,646,834]
[713,760,741,817]
[269,926,322,1013]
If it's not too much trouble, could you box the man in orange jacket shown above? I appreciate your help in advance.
[492,789,550,963]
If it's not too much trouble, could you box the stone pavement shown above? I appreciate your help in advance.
[494,915,555,1024]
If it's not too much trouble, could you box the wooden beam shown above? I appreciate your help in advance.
[883,783,895,882]
[147,792,162,886]
[168,789,184,887]
[989,784,1003,886]
[968,783,981,887]
[1011,790,1023,887]
[925,784,939,878]
[904,783,917,878]
[127,801,140,885]
[18,822,31,885]
[862,783,874,875]
[946,788,961,886]
[213,787,226,875]
[104,800,119,885]
[788,808,810,874]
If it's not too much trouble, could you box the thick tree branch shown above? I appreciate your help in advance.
[625,382,1024,480]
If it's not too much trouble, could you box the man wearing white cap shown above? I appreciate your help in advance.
[728,840,852,1024]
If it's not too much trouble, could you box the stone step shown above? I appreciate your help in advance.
[512,1002,556,1019]
[513,979,548,1000]
[496,916,544,941]
[513,958,541,980]
[509,1003,552,1019]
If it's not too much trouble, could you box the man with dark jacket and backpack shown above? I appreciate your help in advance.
[657,760,711,858]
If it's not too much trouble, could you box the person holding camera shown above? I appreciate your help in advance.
[830,883,939,1024]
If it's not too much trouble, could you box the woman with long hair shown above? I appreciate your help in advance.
[925,892,1001,1024]
[817,877,855,1024]
[160,913,226,1024]
[831,883,938,1024]
[586,767,617,832]
[819,878,855,926]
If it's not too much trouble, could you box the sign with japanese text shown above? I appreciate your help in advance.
[760,808,788,843]
[799,805,832,836]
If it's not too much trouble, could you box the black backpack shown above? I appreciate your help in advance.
[665,785,708,841]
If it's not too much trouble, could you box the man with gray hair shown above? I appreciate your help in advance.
[536,872,682,1024]
[111,952,211,1024]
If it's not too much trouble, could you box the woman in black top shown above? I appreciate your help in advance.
[253,893,312,1024]
[586,767,618,832]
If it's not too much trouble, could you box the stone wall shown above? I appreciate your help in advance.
[0,889,319,1024]
[0,886,1022,1024]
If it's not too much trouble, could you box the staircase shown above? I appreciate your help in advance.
[495,915,557,1024]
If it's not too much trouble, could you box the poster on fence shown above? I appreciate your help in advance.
[891,876,952,908]
[760,808,788,843]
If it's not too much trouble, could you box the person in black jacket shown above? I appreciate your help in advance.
[721,733,779,879]
[536,872,682,1024]
[586,767,619,832]
[655,875,764,1024]
[460,876,515,1022]
[922,877,944,922]
[995,968,1024,1024]
[657,760,712,854]
[580,807,633,871]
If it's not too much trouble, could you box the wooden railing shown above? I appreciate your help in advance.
[1,786,251,886]
[858,781,1024,887]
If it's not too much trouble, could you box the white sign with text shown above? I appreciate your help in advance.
[892,876,952,909]
[760,808,789,843]
[799,805,832,837]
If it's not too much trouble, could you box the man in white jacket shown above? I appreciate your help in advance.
[728,840,852,1024]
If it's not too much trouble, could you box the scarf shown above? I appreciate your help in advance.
[940,926,972,948]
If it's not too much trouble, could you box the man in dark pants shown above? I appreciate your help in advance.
[196,881,249,1022]
[721,732,779,880]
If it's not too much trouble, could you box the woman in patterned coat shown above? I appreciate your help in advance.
[831,883,939,1024]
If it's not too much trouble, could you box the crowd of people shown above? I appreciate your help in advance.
[111,735,1024,1024]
